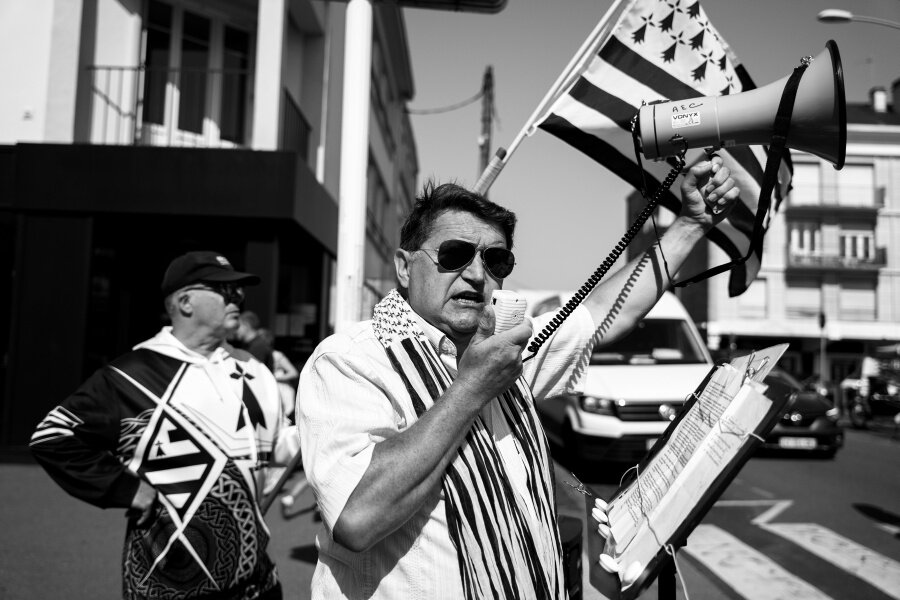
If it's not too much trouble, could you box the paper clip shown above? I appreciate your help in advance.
[743,351,771,384]
[742,351,757,384]
[564,472,594,497]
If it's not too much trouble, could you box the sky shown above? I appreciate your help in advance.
[402,0,900,293]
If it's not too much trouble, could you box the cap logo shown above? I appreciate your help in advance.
[215,256,231,267]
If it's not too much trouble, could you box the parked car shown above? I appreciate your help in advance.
[759,368,844,458]
[533,291,713,465]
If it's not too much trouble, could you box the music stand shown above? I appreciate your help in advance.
[583,345,790,600]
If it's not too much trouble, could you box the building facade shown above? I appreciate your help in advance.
[628,83,900,395]
[0,0,419,447]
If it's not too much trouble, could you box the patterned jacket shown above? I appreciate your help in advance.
[31,327,288,599]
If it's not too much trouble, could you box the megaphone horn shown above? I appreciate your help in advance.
[637,40,846,169]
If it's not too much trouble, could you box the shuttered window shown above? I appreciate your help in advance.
[839,281,876,321]
[786,278,821,318]
[790,163,820,206]
[738,278,767,319]
[836,164,875,207]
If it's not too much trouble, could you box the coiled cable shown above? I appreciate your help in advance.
[523,143,685,362]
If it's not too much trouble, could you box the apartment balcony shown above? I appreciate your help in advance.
[786,248,886,273]
[87,65,310,156]
[784,184,885,219]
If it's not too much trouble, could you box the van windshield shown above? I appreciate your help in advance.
[590,318,707,365]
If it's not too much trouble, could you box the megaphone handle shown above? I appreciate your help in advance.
[701,148,728,215]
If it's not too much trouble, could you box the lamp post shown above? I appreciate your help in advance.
[817,9,900,31]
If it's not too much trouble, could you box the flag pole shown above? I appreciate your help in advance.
[473,0,631,195]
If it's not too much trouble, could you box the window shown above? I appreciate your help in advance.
[365,163,393,261]
[178,11,211,134]
[221,27,250,143]
[143,1,172,126]
[789,163,820,206]
[836,164,874,207]
[789,221,820,256]
[370,44,396,155]
[589,319,707,365]
[786,278,821,318]
[839,281,876,321]
[140,0,252,147]
[840,230,875,261]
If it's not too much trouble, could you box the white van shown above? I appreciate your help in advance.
[529,290,713,464]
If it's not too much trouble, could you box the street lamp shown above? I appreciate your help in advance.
[817,8,900,31]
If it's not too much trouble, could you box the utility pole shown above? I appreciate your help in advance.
[478,65,494,180]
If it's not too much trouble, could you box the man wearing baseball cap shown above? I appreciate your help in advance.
[31,250,297,600]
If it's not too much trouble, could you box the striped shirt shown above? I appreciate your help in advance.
[296,306,595,599]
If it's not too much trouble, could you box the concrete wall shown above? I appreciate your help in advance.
[0,0,55,143]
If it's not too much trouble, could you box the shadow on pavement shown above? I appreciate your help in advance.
[853,502,900,538]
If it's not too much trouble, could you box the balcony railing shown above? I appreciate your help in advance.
[281,91,311,161]
[786,248,886,271]
[787,184,885,212]
[87,64,253,148]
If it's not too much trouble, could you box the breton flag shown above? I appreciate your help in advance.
[536,0,792,296]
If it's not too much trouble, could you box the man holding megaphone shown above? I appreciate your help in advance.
[293,160,737,599]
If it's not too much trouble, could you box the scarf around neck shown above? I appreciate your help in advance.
[372,290,566,600]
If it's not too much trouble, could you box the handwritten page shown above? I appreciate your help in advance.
[603,343,787,559]
[606,363,746,551]
[614,382,772,579]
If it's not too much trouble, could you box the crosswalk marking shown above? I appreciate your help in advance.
[685,524,835,600]
[763,523,900,600]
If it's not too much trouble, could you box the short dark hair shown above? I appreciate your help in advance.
[399,181,517,251]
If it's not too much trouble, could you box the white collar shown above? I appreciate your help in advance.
[413,313,458,359]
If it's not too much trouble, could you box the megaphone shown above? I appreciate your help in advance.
[637,40,846,169]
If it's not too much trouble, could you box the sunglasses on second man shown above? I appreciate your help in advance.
[182,283,246,306]
[416,239,516,280]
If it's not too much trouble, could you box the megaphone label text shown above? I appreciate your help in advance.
[671,112,701,129]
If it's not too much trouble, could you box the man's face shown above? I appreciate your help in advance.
[183,286,243,339]
[396,210,508,348]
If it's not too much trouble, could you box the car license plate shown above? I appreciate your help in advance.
[646,438,657,450]
[778,437,816,449]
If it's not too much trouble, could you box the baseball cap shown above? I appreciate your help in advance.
[161,251,261,296]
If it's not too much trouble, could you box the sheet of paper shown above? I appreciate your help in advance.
[614,383,772,579]
[606,363,746,549]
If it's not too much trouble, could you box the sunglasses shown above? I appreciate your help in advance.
[183,283,246,306]
[417,239,515,280]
